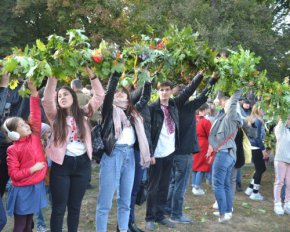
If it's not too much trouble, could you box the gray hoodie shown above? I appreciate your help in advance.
[209,89,243,161]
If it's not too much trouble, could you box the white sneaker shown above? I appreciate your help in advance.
[244,187,253,196]
[274,202,284,215]
[213,211,233,217]
[284,202,290,214]
[218,213,232,223]
[212,201,219,209]
[249,192,264,201]
[192,188,205,195]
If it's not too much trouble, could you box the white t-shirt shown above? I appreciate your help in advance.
[116,126,136,145]
[154,121,175,158]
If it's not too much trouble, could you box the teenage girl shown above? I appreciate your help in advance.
[42,67,105,232]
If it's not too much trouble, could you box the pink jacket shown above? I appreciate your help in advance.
[42,77,105,165]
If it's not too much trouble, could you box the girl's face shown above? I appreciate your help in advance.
[16,119,31,137]
[58,89,74,109]
[114,91,128,101]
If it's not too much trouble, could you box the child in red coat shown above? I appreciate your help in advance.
[3,80,47,232]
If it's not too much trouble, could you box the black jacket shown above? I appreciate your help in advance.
[149,73,205,154]
[130,82,153,156]
[176,77,217,155]
[101,74,120,155]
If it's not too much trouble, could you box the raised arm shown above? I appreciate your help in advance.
[27,80,41,135]
[130,87,143,105]
[102,73,120,119]
[274,119,284,141]
[174,71,204,108]
[186,75,218,112]
[227,89,243,120]
[42,77,57,125]
[135,82,152,112]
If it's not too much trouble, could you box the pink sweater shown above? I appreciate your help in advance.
[42,77,105,165]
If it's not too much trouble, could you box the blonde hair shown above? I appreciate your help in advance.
[246,104,263,125]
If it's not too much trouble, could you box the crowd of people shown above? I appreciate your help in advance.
[0,69,289,232]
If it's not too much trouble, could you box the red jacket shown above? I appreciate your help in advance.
[7,96,47,187]
[192,115,212,172]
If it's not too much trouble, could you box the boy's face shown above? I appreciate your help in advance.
[158,86,172,102]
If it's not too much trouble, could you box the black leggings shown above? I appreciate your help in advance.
[50,154,90,232]
[13,214,33,232]
[252,149,266,185]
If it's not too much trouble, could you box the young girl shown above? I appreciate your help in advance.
[273,116,290,215]
[244,105,267,201]
[4,80,47,232]
[42,67,105,232]
[192,103,211,195]
[96,73,150,232]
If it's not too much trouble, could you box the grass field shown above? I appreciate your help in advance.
[3,164,290,232]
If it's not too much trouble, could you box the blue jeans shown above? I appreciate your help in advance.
[0,195,7,231]
[166,154,192,218]
[96,145,135,232]
[129,150,144,224]
[212,151,235,215]
[192,171,205,188]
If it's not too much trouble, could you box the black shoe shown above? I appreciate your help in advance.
[129,223,144,232]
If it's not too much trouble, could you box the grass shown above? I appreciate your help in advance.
[3,164,290,232]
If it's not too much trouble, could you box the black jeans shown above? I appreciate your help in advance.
[145,153,174,222]
[50,154,90,232]
[0,144,10,197]
[252,149,266,185]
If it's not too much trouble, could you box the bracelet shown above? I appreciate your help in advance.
[91,76,97,80]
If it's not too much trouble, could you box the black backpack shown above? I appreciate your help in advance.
[91,121,104,164]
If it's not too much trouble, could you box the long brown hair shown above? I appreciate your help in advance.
[53,86,87,145]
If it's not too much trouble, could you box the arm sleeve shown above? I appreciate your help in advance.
[174,73,203,108]
[83,77,105,115]
[186,77,217,112]
[135,82,151,112]
[29,96,41,136]
[274,121,284,141]
[130,87,143,105]
[102,73,120,120]
[42,78,58,125]
[227,89,243,120]
[255,119,266,151]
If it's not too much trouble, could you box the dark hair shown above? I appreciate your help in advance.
[172,84,186,97]
[53,86,89,145]
[157,81,173,90]
[198,103,209,112]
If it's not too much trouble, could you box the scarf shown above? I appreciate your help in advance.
[113,99,151,167]
[161,104,175,134]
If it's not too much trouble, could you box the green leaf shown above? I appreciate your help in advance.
[4,58,18,72]
[36,39,46,52]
